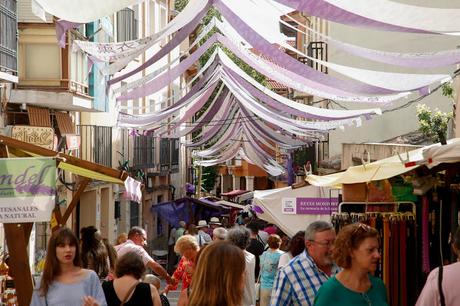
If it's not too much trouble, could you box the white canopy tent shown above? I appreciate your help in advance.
[253,185,339,237]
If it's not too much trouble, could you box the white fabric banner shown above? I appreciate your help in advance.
[281,43,451,92]
[33,0,143,23]
[323,0,460,34]
[73,0,208,70]
[216,48,382,119]
[114,35,219,95]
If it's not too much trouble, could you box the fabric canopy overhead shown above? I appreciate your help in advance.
[33,0,143,23]
[269,3,460,69]
[216,15,452,93]
[253,185,335,237]
[282,44,450,93]
[73,0,210,75]
[313,0,460,34]
[275,0,460,34]
[278,19,460,69]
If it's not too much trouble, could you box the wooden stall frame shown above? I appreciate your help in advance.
[0,135,128,305]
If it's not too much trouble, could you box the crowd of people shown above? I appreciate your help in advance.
[29,217,460,306]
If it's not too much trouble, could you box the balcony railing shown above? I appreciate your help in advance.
[299,41,328,74]
[77,125,112,167]
[119,132,179,175]
[0,0,18,77]
[133,135,155,169]
[17,27,89,96]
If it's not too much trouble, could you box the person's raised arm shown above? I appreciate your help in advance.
[147,260,173,284]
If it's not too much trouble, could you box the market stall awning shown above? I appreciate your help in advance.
[306,139,460,188]
[306,145,425,187]
[253,185,336,237]
[215,200,246,210]
[151,197,229,227]
[58,162,123,184]
[199,196,246,209]
[221,189,251,197]
[409,138,460,168]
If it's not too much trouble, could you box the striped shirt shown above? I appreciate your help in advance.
[270,250,340,306]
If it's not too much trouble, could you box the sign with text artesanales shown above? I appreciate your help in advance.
[0,158,56,223]
[282,197,339,215]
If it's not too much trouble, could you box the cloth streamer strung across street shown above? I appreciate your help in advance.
[274,0,460,34]
[275,16,460,68]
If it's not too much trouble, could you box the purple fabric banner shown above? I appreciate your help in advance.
[282,197,339,215]
[120,80,219,128]
[157,82,222,136]
[224,66,377,121]
[56,20,81,48]
[275,0,429,33]
[117,34,218,101]
[215,0,397,95]
[215,32,405,103]
[186,98,238,147]
[108,1,211,86]
[173,87,229,137]
[118,61,219,127]
[284,20,460,68]
[328,37,460,69]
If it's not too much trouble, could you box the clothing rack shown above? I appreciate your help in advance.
[332,204,418,306]
[338,201,416,215]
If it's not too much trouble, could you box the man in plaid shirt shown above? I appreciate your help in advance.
[270,221,340,306]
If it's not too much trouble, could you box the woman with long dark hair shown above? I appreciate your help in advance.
[31,227,106,306]
[80,226,110,280]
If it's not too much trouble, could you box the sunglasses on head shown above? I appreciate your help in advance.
[353,223,372,234]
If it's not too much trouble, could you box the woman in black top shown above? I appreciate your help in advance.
[102,252,161,306]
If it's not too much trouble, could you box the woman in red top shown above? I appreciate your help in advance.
[165,235,199,293]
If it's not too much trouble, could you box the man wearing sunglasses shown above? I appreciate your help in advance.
[271,221,340,306]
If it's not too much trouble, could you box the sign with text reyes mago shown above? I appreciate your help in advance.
[282,197,339,215]
[0,158,56,223]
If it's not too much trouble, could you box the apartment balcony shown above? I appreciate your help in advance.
[292,41,328,102]
[133,135,156,170]
[159,138,171,173]
[116,129,179,177]
[0,0,18,83]
[77,125,113,168]
[9,23,96,112]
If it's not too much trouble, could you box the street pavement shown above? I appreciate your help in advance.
[160,280,181,306]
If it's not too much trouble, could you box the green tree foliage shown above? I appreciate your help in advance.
[174,0,189,12]
[416,104,452,145]
[201,166,218,193]
[442,83,454,100]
